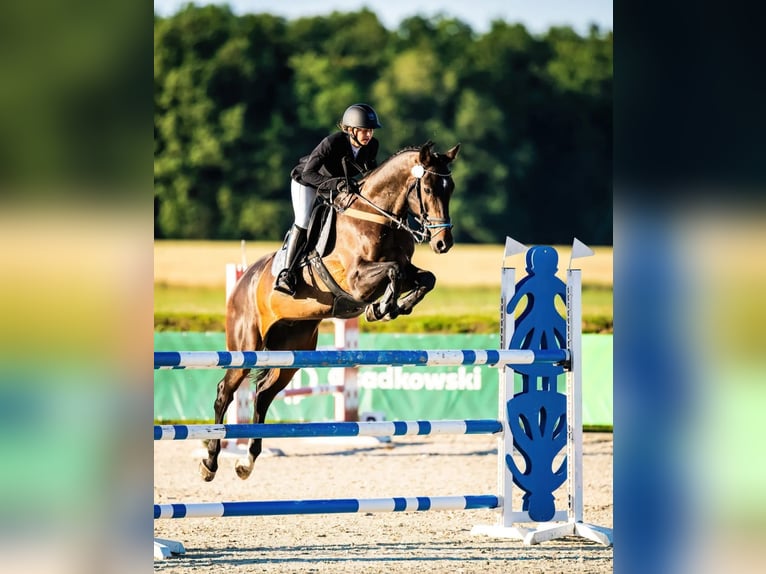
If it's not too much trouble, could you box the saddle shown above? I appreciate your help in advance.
[273,198,367,318]
[306,200,336,259]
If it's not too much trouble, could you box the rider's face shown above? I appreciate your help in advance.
[352,128,374,146]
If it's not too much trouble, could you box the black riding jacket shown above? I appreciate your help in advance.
[291,131,379,190]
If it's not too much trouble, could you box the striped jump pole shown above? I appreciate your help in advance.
[155,495,499,519]
[155,419,503,441]
[154,348,569,370]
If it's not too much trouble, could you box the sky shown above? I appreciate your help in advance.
[153,0,612,35]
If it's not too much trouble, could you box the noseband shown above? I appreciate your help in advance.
[409,164,453,238]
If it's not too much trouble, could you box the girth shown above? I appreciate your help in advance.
[307,250,367,319]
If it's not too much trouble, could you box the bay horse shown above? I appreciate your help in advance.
[200,141,460,481]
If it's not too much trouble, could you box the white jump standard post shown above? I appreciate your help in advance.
[471,241,612,546]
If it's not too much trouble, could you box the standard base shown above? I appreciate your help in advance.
[471,521,613,547]
[154,537,186,559]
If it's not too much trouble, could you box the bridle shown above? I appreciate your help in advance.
[338,162,453,244]
[408,164,454,240]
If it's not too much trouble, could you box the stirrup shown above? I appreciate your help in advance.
[274,270,296,295]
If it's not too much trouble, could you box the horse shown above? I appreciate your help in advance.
[200,141,460,481]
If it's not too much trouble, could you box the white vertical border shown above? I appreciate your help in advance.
[499,266,516,527]
[566,268,584,522]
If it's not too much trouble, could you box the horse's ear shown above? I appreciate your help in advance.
[445,143,461,162]
[419,141,435,165]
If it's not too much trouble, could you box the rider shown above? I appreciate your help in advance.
[274,103,382,295]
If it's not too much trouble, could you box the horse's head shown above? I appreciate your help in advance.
[408,141,460,254]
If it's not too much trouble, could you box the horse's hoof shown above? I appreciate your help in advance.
[381,308,399,322]
[373,306,399,322]
[234,460,253,480]
[199,461,216,482]
[364,305,381,322]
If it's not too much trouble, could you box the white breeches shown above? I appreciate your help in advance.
[291,179,316,229]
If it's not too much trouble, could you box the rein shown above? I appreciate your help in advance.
[340,191,428,243]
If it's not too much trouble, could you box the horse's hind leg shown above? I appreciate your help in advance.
[234,366,302,479]
[199,367,250,482]
[234,321,319,479]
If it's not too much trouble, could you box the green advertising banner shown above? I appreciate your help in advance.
[154,332,613,426]
[355,333,500,422]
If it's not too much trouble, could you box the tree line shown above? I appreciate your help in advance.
[154,4,612,245]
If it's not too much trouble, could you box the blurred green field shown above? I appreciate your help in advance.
[155,241,613,333]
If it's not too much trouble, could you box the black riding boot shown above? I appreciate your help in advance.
[274,225,307,295]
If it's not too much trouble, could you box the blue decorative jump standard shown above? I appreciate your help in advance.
[472,240,612,546]
[505,391,567,522]
[504,246,569,522]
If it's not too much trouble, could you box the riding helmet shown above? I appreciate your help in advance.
[341,103,382,129]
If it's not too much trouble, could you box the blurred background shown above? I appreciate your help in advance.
[152,1,613,245]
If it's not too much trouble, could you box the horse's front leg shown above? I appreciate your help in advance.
[363,266,402,322]
[394,265,436,316]
[234,320,319,479]
[346,261,401,322]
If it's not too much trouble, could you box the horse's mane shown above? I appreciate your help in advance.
[360,144,423,182]
[387,144,422,160]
